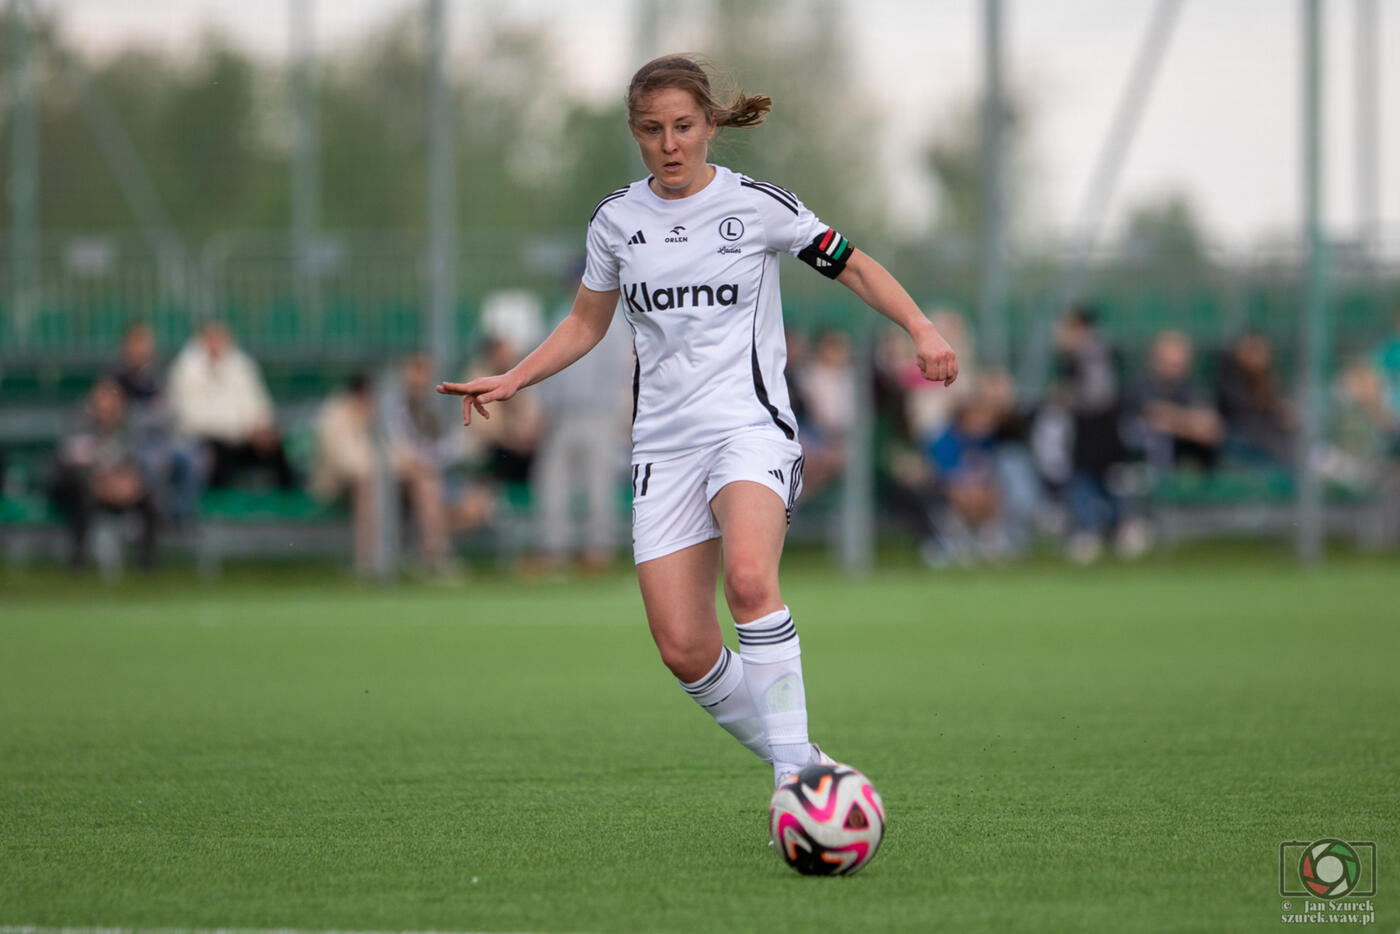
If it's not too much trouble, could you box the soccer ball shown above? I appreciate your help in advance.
[769,762,885,875]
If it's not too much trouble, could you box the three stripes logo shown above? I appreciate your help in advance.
[797,227,854,280]
[632,462,653,497]
[627,230,647,245]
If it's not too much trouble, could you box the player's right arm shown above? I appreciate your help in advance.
[436,283,619,426]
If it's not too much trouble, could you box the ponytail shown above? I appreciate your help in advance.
[715,92,772,129]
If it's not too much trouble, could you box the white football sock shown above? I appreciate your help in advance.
[735,606,814,782]
[679,645,771,763]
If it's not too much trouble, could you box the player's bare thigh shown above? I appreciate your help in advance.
[710,480,788,623]
[636,538,723,683]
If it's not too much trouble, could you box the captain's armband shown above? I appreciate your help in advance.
[796,228,854,280]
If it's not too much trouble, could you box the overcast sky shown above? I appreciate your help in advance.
[38,0,1400,251]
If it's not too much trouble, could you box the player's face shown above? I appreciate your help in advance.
[630,87,716,199]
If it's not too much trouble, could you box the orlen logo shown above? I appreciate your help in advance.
[623,280,739,314]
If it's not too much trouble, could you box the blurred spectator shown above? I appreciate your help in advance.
[982,370,1046,556]
[801,330,856,440]
[905,310,976,441]
[383,352,484,574]
[871,326,913,444]
[169,320,295,490]
[1128,331,1224,473]
[870,319,978,560]
[533,305,632,572]
[1215,332,1294,469]
[1362,305,1400,547]
[50,379,158,571]
[309,374,378,575]
[1055,306,1139,562]
[111,322,162,404]
[917,371,1046,565]
[1058,310,1125,562]
[793,329,855,495]
[109,322,199,522]
[1324,358,1397,487]
[1372,302,1400,435]
[466,336,544,487]
[924,392,1005,563]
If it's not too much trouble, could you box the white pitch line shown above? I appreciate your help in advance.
[0,929,579,934]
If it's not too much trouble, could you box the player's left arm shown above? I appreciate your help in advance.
[835,249,958,386]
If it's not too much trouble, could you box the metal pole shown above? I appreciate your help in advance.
[290,0,321,326]
[372,369,401,583]
[10,0,38,342]
[426,0,457,379]
[1297,0,1327,564]
[1354,0,1379,255]
[31,0,191,292]
[1017,0,1183,394]
[978,0,1008,370]
[838,322,875,575]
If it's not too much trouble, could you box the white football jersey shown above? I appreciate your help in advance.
[582,165,854,457]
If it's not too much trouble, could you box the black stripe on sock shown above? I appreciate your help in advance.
[682,646,731,696]
[737,621,796,646]
[736,615,794,636]
[737,632,798,646]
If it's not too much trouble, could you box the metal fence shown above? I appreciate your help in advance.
[3,231,1397,370]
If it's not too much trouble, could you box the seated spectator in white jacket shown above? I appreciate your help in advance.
[168,320,294,490]
[309,373,378,575]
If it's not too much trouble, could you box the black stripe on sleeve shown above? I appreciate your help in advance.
[740,180,798,215]
[589,187,629,224]
[747,179,799,211]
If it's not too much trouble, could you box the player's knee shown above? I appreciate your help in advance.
[655,637,717,683]
[723,559,779,619]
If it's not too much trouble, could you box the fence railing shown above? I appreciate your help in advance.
[2,230,1396,382]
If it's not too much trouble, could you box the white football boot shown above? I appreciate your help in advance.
[769,744,839,847]
[774,744,837,788]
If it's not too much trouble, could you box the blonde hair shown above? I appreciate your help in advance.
[626,55,771,129]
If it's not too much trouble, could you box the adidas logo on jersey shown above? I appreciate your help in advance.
[622,280,739,314]
[627,230,647,245]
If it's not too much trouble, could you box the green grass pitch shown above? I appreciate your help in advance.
[2,551,1397,933]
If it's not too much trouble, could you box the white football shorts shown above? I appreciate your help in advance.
[630,429,805,565]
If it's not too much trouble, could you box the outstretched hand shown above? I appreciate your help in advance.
[915,326,959,387]
[436,373,518,426]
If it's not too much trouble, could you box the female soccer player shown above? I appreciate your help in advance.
[438,55,957,784]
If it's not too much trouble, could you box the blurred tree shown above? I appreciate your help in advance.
[1119,190,1210,270]
[0,1,894,250]
[704,0,881,239]
[455,20,573,231]
[159,35,280,233]
[924,93,1032,247]
[317,13,427,228]
[554,101,638,230]
[3,20,284,237]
